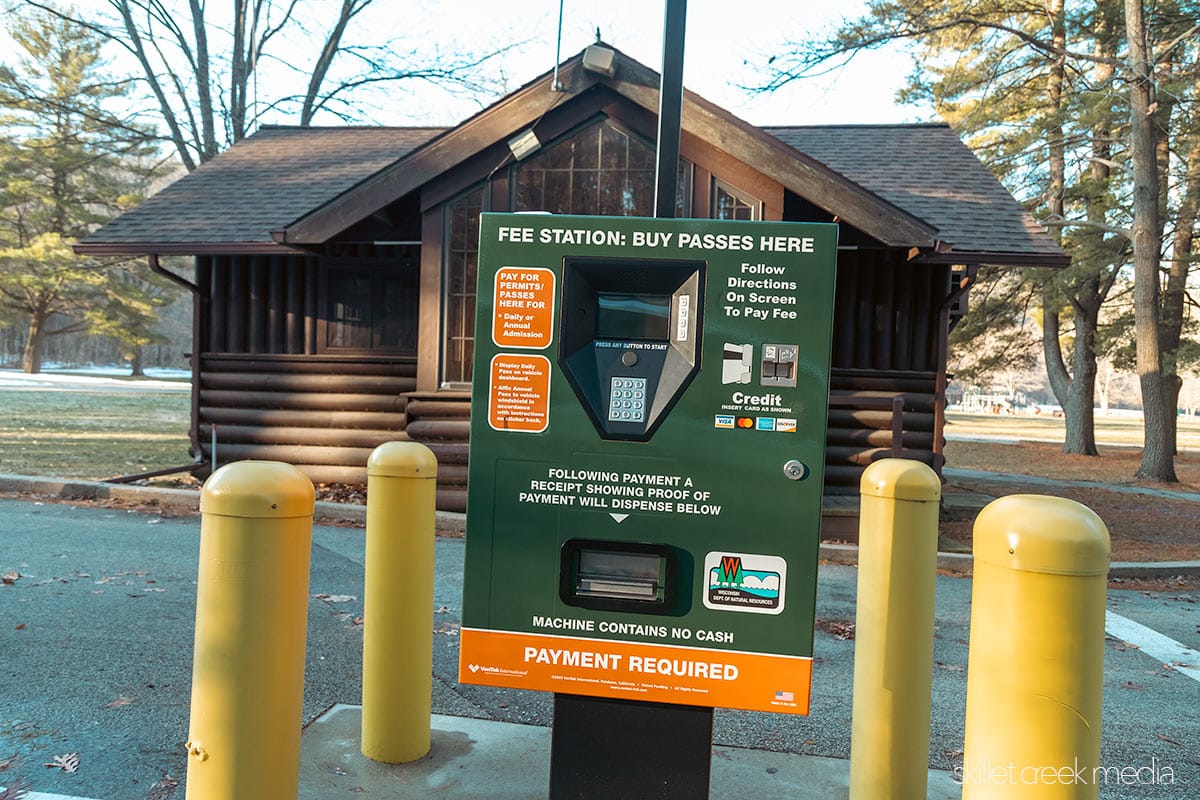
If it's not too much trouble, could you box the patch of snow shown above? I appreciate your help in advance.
[0,367,190,392]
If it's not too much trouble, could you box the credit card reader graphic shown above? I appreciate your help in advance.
[558,257,704,442]
[460,214,838,717]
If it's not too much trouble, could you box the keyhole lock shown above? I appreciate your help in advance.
[783,460,808,481]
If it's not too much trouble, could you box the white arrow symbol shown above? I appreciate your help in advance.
[609,513,629,523]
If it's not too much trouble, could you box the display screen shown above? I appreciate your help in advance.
[596,292,671,340]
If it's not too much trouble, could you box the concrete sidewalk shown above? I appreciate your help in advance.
[1,494,1195,799]
[297,705,963,799]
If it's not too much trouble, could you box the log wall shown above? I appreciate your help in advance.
[824,369,939,493]
[822,251,949,492]
[402,392,472,512]
[196,354,416,486]
[189,249,949,507]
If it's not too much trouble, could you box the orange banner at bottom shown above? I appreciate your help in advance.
[459,628,812,715]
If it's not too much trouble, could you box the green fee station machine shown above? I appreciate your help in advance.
[458,213,837,789]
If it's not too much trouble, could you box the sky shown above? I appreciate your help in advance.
[1,1,936,130]
[364,0,935,127]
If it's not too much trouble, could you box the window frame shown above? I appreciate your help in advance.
[711,177,762,221]
[440,183,488,388]
[318,258,419,356]
[511,117,693,218]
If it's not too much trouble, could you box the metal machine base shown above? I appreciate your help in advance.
[549,694,713,799]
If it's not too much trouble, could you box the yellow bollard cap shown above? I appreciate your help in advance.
[368,441,438,479]
[200,460,315,518]
[973,494,1110,576]
[860,458,941,502]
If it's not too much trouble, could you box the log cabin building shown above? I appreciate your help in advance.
[77,45,1067,514]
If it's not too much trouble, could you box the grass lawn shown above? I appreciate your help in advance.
[1,383,1198,563]
[0,389,192,479]
[946,409,1200,450]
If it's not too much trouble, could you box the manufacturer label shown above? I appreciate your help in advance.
[703,552,787,615]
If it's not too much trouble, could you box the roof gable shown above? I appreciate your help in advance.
[277,47,939,249]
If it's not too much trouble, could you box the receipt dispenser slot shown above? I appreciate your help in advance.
[560,540,677,614]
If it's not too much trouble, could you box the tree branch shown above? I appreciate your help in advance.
[1040,214,1132,240]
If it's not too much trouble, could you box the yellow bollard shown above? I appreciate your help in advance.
[361,441,438,763]
[962,495,1110,799]
[849,458,941,800]
[186,461,315,800]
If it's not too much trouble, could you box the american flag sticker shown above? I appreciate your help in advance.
[775,690,795,702]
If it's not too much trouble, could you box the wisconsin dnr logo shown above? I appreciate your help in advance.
[703,552,787,615]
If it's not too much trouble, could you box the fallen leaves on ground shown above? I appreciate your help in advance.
[0,776,32,799]
[43,752,79,773]
[814,618,855,640]
[144,773,178,800]
[312,593,357,603]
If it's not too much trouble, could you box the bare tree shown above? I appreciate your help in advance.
[24,0,520,170]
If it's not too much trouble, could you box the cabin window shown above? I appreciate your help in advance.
[443,185,485,386]
[514,119,692,217]
[323,263,418,353]
[712,179,761,221]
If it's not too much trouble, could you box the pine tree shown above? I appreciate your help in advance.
[759,0,1200,481]
[0,4,170,373]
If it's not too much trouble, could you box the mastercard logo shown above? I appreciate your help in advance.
[736,417,754,429]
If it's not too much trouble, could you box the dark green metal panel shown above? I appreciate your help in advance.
[460,213,837,712]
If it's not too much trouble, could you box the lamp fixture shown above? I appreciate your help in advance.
[507,129,541,161]
[582,44,616,78]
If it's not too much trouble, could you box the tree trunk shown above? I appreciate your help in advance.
[1097,362,1112,416]
[1064,290,1100,455]
[1126,0,1177,481]
[129,345,145,377]
[1163,83,1200,454]
[1041,0,1101,454]
[1042,288,1070,402]
[22,313,45,374]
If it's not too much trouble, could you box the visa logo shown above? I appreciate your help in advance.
[714,415,735,429]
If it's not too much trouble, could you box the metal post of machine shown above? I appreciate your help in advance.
[185,461,314,800]
[653,0,687,219]
[848,459,941,799]
[962,495,1110,799]
[361,441,438,763]
[551,3,713,796]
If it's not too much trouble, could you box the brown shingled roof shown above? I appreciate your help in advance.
[79,125,443,252]
[765,124,1064,261]
[78,60,1065,268]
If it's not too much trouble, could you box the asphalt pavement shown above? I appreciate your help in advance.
[0,495,1197,799]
